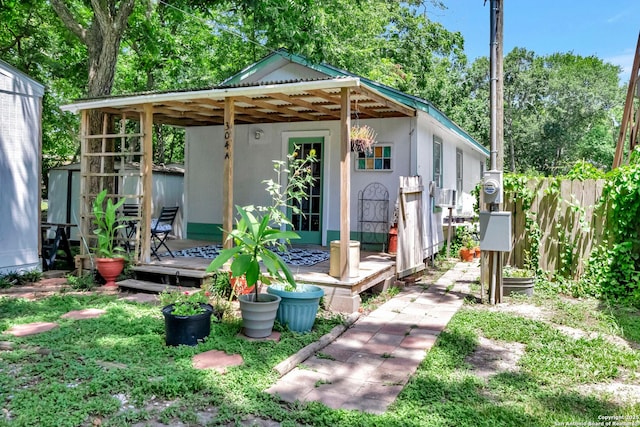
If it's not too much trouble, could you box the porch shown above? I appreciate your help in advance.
[117,239,397,313]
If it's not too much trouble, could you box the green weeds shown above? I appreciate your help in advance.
[0,285,638,426]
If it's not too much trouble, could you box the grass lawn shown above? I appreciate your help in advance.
[0,283,639,426]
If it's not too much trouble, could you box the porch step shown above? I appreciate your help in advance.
[116,279,185,293]
[132,265,213,279]
[129,264,213,288]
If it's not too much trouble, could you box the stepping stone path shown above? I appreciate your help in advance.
[192,350,244,374]
[4,308,107,337]
[5,322,59,337]
[61,308,107,320]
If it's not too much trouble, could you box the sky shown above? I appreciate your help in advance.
[431,0,639,83]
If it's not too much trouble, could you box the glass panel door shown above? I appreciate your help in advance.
[289,137,323,244]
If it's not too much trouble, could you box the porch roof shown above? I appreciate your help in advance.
[60,76,416,127]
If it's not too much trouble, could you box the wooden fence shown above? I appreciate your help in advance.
[503,179,606,279]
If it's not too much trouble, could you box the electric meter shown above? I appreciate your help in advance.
[483,170,503,204]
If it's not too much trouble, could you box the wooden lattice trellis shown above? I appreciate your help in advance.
[78,108,154,267]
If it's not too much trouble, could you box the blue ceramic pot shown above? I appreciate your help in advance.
[267,284,324,333]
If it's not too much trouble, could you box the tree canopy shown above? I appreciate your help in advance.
[0,0,627,187]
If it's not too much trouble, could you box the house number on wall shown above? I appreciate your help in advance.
[224,121,232,159]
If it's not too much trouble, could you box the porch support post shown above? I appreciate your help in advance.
[141,103,154,263]
[223,97,235,249]
[79,109,90,258]
[339,88,351,280]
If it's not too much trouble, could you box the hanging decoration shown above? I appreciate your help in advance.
[350,100,378,154]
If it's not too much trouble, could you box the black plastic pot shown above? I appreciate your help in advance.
[162,303,214,346]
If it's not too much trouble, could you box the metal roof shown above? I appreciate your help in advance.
[60,50,486,156]
[61,76,415,127]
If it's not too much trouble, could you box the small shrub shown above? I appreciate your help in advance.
[204,271,233,299]
[0,269,43,288]
[67,273,97,290]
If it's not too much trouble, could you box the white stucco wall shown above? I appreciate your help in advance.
[184,113,485,246]
[48,165,185,241]
[416,111,486,216]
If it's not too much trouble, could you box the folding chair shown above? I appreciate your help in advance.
[121,204,140,253]
[151,206,179,260]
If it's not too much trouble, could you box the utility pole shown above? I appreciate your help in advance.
[483,0,507,305]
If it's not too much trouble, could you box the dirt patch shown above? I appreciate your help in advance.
[465,336,526,381]
[468,301,639,351]
[476,301,547,321]
[575,382,640,405]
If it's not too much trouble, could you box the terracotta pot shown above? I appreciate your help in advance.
[387,225,398,254]
[474,246,481,258]
[459,248,474,262]
[95,257,125,287]
[231,275,255,296]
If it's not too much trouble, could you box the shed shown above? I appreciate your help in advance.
[0,60,45,274]
[47,162,185,242]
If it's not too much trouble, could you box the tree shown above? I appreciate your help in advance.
[459,48,624,175]
[1,0,85,195]
[50,0,136,195]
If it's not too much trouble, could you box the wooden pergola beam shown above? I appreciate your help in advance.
[141,104,154,262]
[268,92,342,119]
[356,86,416,118]
[234,95,326,122]
[223,97,235,249]
[195,98,291,122]
[340,87,351,281]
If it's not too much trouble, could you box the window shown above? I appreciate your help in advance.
[456,148,463,197]
[433,136,443,187]
[356,145,392,171]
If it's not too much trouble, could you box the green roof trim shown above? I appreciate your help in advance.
[222,50,488,157]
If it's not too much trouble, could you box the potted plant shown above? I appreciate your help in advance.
[205,206,290,338]
[159,288,219,346]
[92,189,127,286]
[267,282,324,333]
[457,228,476,262]
[502,265,535,297]
[350,124,377,154]
[206,147,323,337]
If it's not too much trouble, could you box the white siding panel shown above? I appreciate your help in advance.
[0,63,42,273]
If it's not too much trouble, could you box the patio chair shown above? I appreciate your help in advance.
[121,204,140,253]
[151,206,179,261]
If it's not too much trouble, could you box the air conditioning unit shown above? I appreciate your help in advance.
[435,188,457,208]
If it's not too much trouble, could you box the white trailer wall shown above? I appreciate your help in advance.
[0,61,44,273]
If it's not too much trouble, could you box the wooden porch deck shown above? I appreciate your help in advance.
[126,239,397,313]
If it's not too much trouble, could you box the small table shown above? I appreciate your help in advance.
[41,223,75,271]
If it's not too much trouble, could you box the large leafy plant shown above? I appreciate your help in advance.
[206,205,299,301]
[92,189,126,258]
[206,147,316,301]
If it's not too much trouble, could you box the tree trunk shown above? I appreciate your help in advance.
[51,0,136,196]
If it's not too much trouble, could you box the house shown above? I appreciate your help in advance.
[47,162,185,242]
[60,50,488,290]
[185,52,488,245]
[0,60,45,274]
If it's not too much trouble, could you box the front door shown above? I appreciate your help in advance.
[289,137,323,244]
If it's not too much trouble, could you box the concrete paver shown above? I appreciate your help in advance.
[266,260,479,414]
